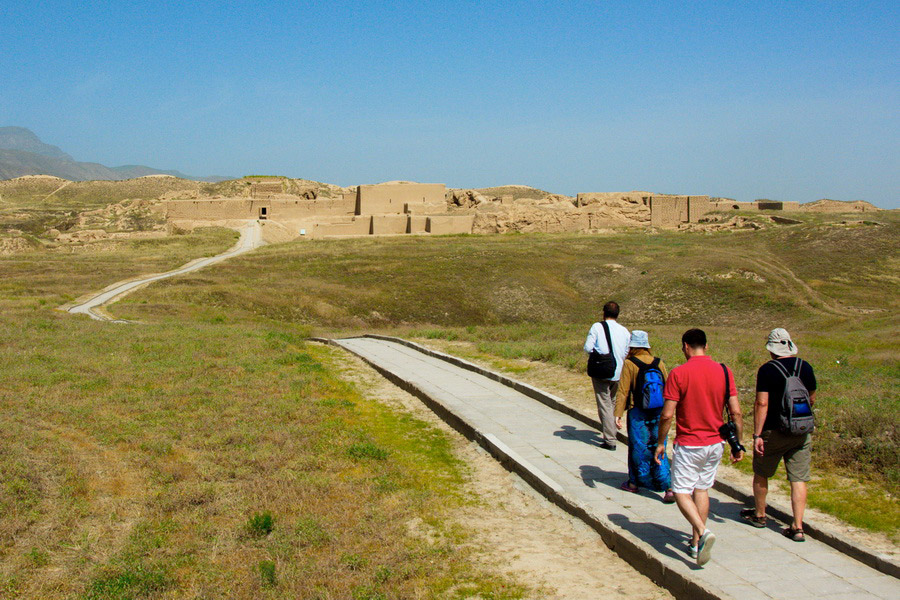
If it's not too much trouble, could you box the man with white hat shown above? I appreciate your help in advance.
[741,328,817,542]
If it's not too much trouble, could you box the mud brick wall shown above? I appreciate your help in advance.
[165,199,256,220]
[650,197,682,227]
[357,183,446,215]
[371,214,409,235]
[426,215,475,234]
[687,196,711,222]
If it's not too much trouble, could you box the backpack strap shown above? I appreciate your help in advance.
[792,357,803,378]
[628,355,649,371]
[768,358,792,379]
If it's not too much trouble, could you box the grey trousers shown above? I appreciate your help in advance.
[591,378,619,446]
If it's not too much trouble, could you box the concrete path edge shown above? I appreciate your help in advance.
[314,334,898,580]
[314,336,728,600]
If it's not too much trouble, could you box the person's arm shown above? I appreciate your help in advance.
[753,391,768,456]
[654,399,677,464]
[614,362,633,428]
[808,390,816,406]
[584,324,598,354]
[727,392,744,462]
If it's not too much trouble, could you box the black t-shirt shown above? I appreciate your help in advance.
[756,357,817,432]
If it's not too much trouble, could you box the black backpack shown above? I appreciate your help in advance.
[769,359,815,435]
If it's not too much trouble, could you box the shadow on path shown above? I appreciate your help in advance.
[608,513,700,570]
[554,424,605,448]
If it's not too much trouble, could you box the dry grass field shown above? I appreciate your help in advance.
[115,213,899,536]
[0,194,897,598]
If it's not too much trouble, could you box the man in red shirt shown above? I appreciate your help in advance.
[654,329,744,566]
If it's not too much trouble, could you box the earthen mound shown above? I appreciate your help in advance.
[802,199,881,213]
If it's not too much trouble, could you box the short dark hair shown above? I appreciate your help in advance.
[602,301,620,319]
[681,328,707,349]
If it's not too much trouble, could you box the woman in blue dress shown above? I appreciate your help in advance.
[614,330,675,503]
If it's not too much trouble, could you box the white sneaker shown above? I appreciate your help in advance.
[688,543,698,559]
[697,529,716,566]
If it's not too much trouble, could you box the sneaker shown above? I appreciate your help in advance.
[687,543,698,559]
[697,529,716,566]
[599,441,617,451]
[740,507,766,528]
[662,490,676,504]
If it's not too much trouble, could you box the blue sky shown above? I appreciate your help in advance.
[2,1,898,206]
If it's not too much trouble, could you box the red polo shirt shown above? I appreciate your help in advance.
[663,355,736,446]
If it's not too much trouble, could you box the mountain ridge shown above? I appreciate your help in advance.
[0,127,231,182]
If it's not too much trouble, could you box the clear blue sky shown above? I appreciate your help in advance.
[2,1,898,206]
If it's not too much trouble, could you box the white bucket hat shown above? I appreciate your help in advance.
[766,328,798,357]
[629,330,651,349]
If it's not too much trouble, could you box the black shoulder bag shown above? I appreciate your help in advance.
[587,321,617,380]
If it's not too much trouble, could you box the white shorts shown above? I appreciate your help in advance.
[671,443,724,494]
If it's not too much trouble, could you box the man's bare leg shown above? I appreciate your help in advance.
[790,481,807,529]
[753,474,768,517]
[674,492,706,545]
[694,488,710,529]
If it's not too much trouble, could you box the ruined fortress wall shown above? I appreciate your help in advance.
[577,192,650,207]
[270,197,355,218]
[427,215,475,234]
[650,197,683,227]
[357,184,446,215]
[409,215,428,233]
[688,196,711,222]
[781,201,801,211]
[371,215,409,235]
[166,199,256,221]
[297,216,372,237]
[165,197,355,222]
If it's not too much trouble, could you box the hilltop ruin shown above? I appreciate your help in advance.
[163,176,861,241]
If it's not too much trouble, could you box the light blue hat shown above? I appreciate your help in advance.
[629,330,651,349]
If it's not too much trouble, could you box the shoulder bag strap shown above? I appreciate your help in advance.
[601,321,613,355]
[721,362,733,421]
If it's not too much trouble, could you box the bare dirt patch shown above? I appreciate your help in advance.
[335,348,674,600]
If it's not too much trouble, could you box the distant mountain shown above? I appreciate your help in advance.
[0,127,232,182]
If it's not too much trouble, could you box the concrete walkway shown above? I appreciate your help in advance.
[65,221,263,321]
[330,336,898,600]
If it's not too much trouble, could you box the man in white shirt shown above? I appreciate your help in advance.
[584,301,631,449]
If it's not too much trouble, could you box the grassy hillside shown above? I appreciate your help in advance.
[0,231,530,598]
[115,213,899,535]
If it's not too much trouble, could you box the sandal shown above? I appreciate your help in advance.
[662,490,676,504]
[782,526,805,542]
[740,508,766,528]
[620,481,639,493]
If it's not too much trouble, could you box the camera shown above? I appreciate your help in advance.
[719,422,745,457]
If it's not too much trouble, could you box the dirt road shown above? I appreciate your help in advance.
[65,221,263,321]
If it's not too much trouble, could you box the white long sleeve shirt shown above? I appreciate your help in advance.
[583,319,631,381]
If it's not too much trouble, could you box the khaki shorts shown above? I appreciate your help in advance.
[753,430,811,482]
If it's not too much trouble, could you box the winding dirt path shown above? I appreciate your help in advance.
[64,221,263,322]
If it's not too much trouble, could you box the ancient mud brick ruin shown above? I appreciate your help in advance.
[164,177,810,241]
[165,179,473,240]
[649,195,712,227]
